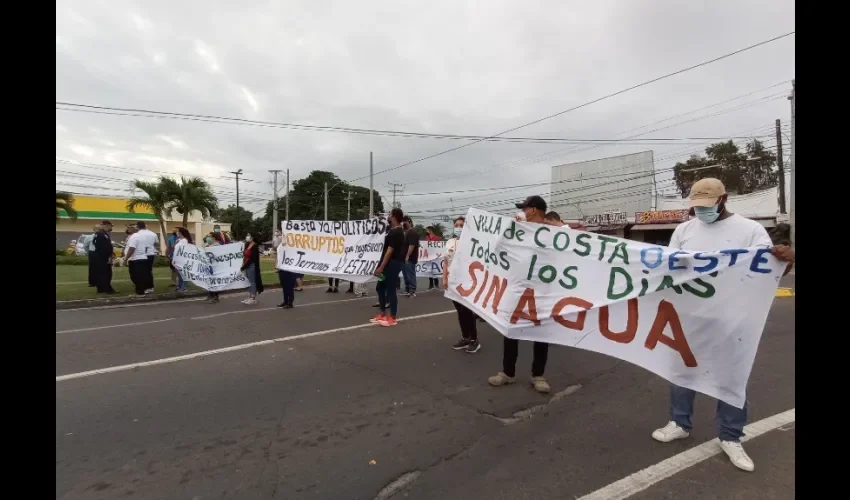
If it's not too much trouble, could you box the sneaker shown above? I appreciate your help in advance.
[409,292,417,298]
[370,313,386,324]
[379,317,398,327]
[144,288,154,294]
[488,372,516,387]
[240,298,251,304]
[332,287,340,293]
[209,296,219,304]
[465,341,481,354]
[452,339,471,350]
[283,304,294,309]
[651,421,690,443]
[244,298,258,305]
[531,376,550,393]
[720,440,755,472]
[277,302,286,308]
[326,287,334,293]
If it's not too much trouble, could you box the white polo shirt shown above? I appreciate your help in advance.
[136,229,159,257]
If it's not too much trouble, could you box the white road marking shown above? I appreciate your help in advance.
[56,318,177,334]
[56,310,454,382]
[577,408,796,500]
[189,297,369,320]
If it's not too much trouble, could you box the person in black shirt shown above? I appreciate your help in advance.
[92,220,117,294]
[371,208,405,327]
[402,216,420,297]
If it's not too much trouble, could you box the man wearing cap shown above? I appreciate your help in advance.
[651,177,794,472]
[92,220,117,294]
[488,195,553,394]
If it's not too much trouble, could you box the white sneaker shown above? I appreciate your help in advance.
[241,298,253,304]
[720,440,754,472]
[244,298,257,305]
[651,421,690,442]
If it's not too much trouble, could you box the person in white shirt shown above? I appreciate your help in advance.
[135,221,159,293]
[442,216,481,354]
[651,177,794,473]
[172,227,193,292]
[122,226,151,297]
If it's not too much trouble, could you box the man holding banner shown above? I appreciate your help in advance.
[487,195,553,394]
[650,178,794,473]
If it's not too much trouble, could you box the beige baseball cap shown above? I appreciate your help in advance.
[688,178,726,208]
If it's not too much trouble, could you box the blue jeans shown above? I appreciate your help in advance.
[245,263,257,295]
[279,270,295,305]
[403,261,417,292]
[376,260,401,317]
[670,384,747,442]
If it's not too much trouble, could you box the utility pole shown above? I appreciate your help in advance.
[369,152,374,217]
[345,190,353,220]
[269,169,282,235]
[230,169,243,239]
[388,182,404,209]
[788,80,795,249]
[324,182,329,220]
[285,169,290,222]
[775,119,786,214]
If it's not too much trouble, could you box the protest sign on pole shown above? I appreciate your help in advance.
[171,242,248,292]
[277,218,391,283]
[445,208,784,409]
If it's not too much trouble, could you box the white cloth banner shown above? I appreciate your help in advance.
[445,208,784,408]
[277,218,391,283]
[171,242,248,291]
[412,241,446,278]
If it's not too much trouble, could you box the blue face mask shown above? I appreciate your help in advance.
[694,204,721,224]
[453,227,463,237]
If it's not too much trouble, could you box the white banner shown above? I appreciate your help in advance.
[445,208,783,409]
[171,242,248,292]
[277,218,391,283]
[412,241,446,277]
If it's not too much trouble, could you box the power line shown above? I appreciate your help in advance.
[54,102,776,146]
[347,31,794,182]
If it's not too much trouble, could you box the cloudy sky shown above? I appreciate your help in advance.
[56,0,795,221]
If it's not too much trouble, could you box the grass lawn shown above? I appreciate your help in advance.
[56,257,322,301]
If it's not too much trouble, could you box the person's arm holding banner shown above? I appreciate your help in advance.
[772,244,794,275]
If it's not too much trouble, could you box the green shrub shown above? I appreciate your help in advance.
[56,248,69,256]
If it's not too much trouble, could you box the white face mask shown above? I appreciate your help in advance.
[516,211,527,222]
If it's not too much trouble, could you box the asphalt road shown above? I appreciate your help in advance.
[56,276,795,500]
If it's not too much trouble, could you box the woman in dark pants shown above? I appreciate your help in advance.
[240,233,264,305]
[442,216,480,353]
[276,239,296,308]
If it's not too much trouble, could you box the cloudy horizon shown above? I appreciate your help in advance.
[56,0,795,221]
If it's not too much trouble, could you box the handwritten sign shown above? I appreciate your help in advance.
[635,210,690,224]
[412,241,446,277]
[171,242,248,291]
[445,208,783,409]
[584,211,627,226]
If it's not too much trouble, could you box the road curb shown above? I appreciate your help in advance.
[55,279,328,310]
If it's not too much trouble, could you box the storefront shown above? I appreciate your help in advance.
[629,209,689,245]
[583,211,629,238]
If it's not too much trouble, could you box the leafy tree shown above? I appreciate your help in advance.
[429,222,446,239]
[217,204,254,241]
[258,170,385,226]
[56,191,77,223]
[673,139,778,197]
[127,179,171,249]
[412,224,427,239]
[161,176,219,227]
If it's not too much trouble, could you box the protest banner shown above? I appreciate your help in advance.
[277,217,391,283]
[413,241,446,277]
[445,208,784,409]
[171,242,248,291]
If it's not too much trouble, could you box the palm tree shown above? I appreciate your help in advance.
[127,179,171,252]
[162,176,219,227]
[56,191,77,223]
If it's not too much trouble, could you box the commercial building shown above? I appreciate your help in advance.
[550,151,656,222]
[56,195,232,251]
